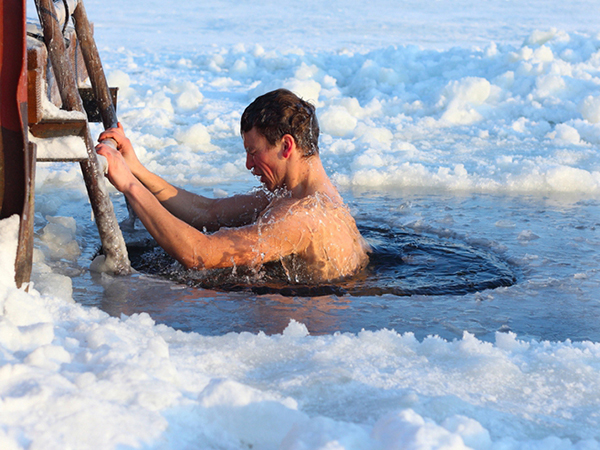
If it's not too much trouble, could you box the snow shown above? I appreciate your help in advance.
[30,134,89,160]
[3,0,600,448]
[0,216,20,288]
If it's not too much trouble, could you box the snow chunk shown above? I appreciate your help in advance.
[518,230,540,241]
[372,409,468,449]
[284,80,321,106]
[0,215,19,288]
[320,105,358,136]
[579,95,600,123]
[107,69,131,91]
[174,123,214,152]
[282,319,309,338]
[197,378,304,449]
[107,69,135,99]
[39,216,81,261]
[171,81,204,111]
[439,77,491,125]
[547,124,583,145]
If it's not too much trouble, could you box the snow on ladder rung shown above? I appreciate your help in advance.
[29,98,89,161]
[30,131,89,162]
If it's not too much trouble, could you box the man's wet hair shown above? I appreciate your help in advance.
[241,89,319,157]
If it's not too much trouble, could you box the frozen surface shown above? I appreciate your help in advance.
[3,0,600,448]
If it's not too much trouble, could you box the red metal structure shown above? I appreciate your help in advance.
[0,0,34,288]
[2,0,132,288]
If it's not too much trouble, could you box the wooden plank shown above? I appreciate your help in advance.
[28,24,89,109]
[27,25,89,125]
[72,3,118,130]
[34,131,88,162]
[15,141,36,288]
[26,38,46,124]
[31,117,88,162]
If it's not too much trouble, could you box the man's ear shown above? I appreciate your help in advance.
[281,134,295,158]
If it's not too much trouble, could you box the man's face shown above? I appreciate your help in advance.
[243,128,285,191]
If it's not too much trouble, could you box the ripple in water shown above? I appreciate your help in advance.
[127,225,516,297]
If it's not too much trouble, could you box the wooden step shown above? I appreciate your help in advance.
[29,117,89,162]
[29,117,87,139]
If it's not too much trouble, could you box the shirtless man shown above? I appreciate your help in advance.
[96,89,369,283]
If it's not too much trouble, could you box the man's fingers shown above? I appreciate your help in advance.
[98,127,121,143]
[95,142,117,159]
[95,144,112,175]
[97,153,109,175]
[99,137,118,149]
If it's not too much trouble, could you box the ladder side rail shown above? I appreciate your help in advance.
[72,2,117,130]
[72,2,137,229]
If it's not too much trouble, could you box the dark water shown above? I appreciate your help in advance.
[126,224,516,298]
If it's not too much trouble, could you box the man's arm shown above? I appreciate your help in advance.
[99,124,270,230]
[155,187,271,232]
[96,142,308,270]
[196,200,310,269]
[126,181,307,270]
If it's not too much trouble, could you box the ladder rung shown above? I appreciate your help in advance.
[29,118,89,162]
[29,117,87,139]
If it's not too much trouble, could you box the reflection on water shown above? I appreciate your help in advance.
[70,192,600,342]
[92,273,352,336]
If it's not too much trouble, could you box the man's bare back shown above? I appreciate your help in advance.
[96,89,369,283]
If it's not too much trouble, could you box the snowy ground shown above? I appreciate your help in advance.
[1,0,600,448]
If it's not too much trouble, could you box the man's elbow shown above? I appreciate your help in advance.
[175,250,205,271]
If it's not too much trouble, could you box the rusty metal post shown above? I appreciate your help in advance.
[34,0,131,274]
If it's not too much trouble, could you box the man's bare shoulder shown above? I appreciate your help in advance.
[257,193,369,281]
[257,193,353,230]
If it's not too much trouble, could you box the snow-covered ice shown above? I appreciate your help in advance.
[2,0,600,448]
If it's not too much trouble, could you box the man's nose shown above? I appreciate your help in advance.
[245,153,254,170]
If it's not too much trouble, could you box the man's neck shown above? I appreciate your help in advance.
[285,156,341,202]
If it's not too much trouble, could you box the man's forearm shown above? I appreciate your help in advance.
[131,164,179,201]
[124,180,208,269]
[131,165,270,231]
[132,165,216,228]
